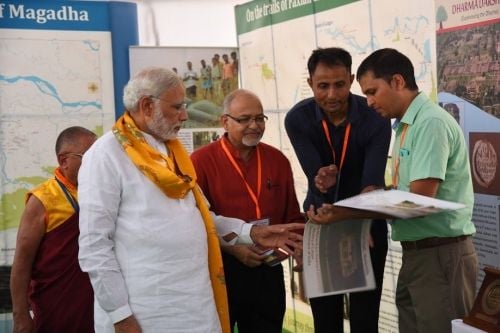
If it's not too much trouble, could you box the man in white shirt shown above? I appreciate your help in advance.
[183,61,199,99]
[78,67,303,333]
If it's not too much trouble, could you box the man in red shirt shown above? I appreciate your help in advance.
[191,89,304,333]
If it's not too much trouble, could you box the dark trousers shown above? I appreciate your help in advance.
[222,253,286,333]
[186,85,197,98]
[310,220,388,333]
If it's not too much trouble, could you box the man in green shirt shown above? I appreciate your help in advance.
[308,48,478,333]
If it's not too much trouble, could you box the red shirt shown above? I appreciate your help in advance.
[191,135,303,225]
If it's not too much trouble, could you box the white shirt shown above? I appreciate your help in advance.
[78,131,250,333]
[183,69,198,88]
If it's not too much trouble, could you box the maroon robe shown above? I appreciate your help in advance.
[29,212,94,333]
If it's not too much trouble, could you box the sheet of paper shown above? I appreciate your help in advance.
[334,189,466,219]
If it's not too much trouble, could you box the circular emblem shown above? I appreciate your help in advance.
[482,279,500,316]
[472,140,497,188]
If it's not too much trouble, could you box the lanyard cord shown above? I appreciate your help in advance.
[220,139,262,219]
[321,120,351,172]
[392,123,408,188]
[321,119,351,201]
[55,178,79,213]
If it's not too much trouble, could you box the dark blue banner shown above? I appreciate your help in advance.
[0,0,112,31]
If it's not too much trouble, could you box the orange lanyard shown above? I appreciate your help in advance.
[220,139,262,219]
[392,123,408,188]
[321,120,351,172]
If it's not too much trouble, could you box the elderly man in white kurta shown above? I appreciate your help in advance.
[78,67,303,333]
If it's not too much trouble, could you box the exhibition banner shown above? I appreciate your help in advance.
[236,0,499,331]
[0,0,137,262]
[0,1,138,327]
[235,0,358,34]
[435,0,500,285]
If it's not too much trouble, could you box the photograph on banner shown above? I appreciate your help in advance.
[175,128,226,154]
[129,46,240,129]
[439,100,464,127]
[436,2,499,121]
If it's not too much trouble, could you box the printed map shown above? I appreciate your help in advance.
[0,29,115,264]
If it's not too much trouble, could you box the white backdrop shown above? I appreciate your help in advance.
[134,0,242,47]
[80,0,242,46]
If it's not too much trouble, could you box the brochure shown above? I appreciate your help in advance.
[303,219,375,298]
[334,189,466,219]
[303,190,466,298]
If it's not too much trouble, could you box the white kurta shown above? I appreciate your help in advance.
[78,131,246,333]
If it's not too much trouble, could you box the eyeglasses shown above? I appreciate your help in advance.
[149,96,188,111]
[225,114,268,125]
[65,153,84,158]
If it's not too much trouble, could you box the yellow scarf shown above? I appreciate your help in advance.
[113,112,230,333]
[28,168,77,233]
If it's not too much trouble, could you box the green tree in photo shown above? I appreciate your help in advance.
[436,6,448,30]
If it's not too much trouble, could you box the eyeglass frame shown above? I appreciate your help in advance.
[66,153,84,158]
[224,114,268,125]
[148,95,188,111]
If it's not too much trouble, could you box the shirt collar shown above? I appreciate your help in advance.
[400,91,427,126]
[222,133,258,161]
[313,93,359,126]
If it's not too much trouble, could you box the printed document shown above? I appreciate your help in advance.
[303,219,375,298]
[334,189,466,219]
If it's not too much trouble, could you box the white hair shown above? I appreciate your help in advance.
[123,67,182,113]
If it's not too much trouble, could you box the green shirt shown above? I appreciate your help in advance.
[391,92,475,241]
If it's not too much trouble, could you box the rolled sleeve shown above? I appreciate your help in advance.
[210,212,253,246]
[107,304,133,324]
